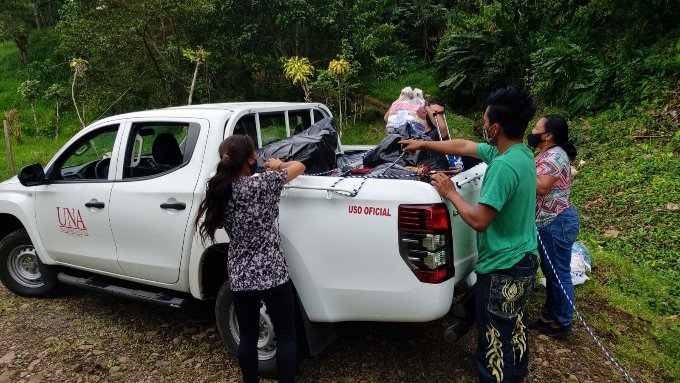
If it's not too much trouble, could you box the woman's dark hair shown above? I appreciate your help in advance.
[486,85,536,139]
[194,135,256,243]
[542,114,577,160]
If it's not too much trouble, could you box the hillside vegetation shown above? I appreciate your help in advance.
[1,1,679,381]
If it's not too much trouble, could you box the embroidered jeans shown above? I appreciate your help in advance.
[538,205,580,327]
[476,253,538,383]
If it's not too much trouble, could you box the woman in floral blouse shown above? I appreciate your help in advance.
[528,114,580,337]
[194,134,305,383]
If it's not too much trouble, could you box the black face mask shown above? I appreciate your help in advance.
[527,133,544,148]
[249,161,259,174]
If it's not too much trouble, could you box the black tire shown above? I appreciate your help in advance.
[215,282,278,377]
[0,229,61,297]
[215,281,305,379]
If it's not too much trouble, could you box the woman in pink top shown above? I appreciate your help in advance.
[528,114,580,337]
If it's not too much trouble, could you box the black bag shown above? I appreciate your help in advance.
[362,134,418,168]
[258,117,338,174]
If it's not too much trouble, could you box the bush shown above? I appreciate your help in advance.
[529,38,604,115]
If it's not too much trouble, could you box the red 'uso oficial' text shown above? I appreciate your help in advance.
[348,205,392,217]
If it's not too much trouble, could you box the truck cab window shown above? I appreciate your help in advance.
[52,126,119,181]
[233,114,258,143]
[259,112,287,146]
[122,122,200,179]
[288,110,313,135]
[313,109,325,123]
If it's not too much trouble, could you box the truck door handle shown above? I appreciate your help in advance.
[160,202,186,210]
[85,201,105,209]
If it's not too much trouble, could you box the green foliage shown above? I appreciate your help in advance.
[530,39,604,114]
[17,79,40,102]
[43,83,67,103]
[435,2,529,108]
[283,56,315,86]
[182,47,211,64]
[434,0,680,116]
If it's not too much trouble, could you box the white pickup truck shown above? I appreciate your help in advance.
[0,102,486,376]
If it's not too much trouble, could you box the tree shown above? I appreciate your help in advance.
[328,58,351,133]
[283,56,315,102]
[69,58,88,128]
[183,46,211,105]
[17,79,41,133]
[0,0,33,62]
[56,0,215,111]
[43,83,68,137]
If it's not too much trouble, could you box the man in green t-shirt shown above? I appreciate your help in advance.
[401,85,538,383]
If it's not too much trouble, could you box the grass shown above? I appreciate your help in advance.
[565,112,680,381]
[0,40,81,180]
[365,66,442,104]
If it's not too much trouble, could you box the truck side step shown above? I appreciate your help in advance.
[57,272,185,309]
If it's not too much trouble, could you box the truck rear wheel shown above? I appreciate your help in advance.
[0,229,61,297]
[215,281,279,378]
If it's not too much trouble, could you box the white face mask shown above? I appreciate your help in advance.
[482,124,497,144]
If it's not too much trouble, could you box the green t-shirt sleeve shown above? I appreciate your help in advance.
[478,160,518,213]
[476,143,498,164]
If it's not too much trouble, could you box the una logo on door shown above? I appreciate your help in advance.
[56,207,89,237]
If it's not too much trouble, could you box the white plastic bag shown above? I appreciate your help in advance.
[570,241,592,285]
[539,241,592,286]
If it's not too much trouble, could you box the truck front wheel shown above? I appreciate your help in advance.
[215,281,280,378]
[0,229,61,297]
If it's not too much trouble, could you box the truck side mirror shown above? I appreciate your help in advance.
[18,163,45,186]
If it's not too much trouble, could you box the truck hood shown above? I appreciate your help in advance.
[0,176,22,192]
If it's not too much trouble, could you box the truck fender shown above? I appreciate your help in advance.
[0,196,56,266]
[188,229,230,299]
[296,293,337,357]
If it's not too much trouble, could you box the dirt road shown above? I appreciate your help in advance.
[0,285,652,383]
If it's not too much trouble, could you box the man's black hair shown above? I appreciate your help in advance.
[426,98,445,108]
[485,85,536,139]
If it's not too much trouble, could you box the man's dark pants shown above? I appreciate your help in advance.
[475,253,538,383]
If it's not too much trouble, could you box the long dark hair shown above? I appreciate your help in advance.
[194,135,256,243]
[542,114,577,160]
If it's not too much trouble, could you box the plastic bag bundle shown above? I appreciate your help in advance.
[258,117,338,174]
[570,241,592,285]
[538,241,592,287]
[385,86,427,134]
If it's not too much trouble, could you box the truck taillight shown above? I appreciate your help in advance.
[398,204,454,284]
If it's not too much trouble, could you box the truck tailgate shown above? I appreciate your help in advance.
[278,164,485,323]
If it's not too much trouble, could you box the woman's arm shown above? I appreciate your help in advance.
[536,174,558,196]
[265,158,306,183]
